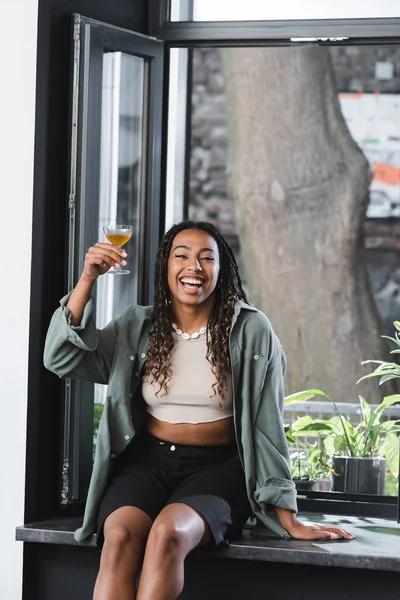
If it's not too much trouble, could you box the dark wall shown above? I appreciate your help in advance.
[25,0,148,524]
[23,545,400,600]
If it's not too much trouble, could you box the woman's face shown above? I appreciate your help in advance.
[167,229,220,309]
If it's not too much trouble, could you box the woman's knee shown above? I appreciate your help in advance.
[147,507,207,558]
[101,508,152,571]
[102,526,140,570]
[148,520,185,555]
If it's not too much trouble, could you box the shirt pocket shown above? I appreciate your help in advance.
[241,349,268,403]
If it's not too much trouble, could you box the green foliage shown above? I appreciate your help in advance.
[285,423,332,481]
[94,404,104,434]
[285,390,400,478]
[285,321,400,482]
[385,472,398,496]
[357,321,400,386]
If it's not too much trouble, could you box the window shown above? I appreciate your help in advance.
[167,43,400,511]
[64,10,400,518]
[63,15,164,505]
[93,52,145,445]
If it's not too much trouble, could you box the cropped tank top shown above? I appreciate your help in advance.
[142,331,233,424]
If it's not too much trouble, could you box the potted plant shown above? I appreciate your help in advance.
[284,391,400,495]
[285,424,332,491]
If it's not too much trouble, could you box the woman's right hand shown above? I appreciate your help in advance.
[82,242,127,282]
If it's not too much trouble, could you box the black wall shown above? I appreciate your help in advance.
[25,0,148,525]
[23,545,400,600]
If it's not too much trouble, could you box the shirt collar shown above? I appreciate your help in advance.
[235,299,258,313]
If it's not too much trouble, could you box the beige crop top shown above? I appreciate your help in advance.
[142,331,233,424]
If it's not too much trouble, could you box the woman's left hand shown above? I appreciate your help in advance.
[287,518,355,541]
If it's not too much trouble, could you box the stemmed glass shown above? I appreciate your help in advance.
[103,224,133,275]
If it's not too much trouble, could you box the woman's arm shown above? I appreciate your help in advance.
[66,275,94,326]
[66,242,127,325]
[254,342,355,541]
[44,241,127,383]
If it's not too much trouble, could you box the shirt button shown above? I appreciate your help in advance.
[128,392,132,398]
[141,353,146,359]
[134,372,139,377]
[254,355,259,360]
[124,435,130,441]
[170,445,176,451]
[111,453,116,459]
[130,355,134,361]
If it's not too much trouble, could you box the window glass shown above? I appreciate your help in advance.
[170,0,400,21]
[94,51,145,446]
[184,45,400,496]
[165,48,189,230]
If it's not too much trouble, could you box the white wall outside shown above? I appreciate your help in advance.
[192,0,400,20]
[0,0,38,598]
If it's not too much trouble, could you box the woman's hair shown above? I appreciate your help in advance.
[145,220,248,404]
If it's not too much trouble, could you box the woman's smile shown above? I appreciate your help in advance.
[179,274,206,295]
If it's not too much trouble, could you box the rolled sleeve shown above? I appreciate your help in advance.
[60,293,99,351]
[44,293,121,383]
[255,477,297,513]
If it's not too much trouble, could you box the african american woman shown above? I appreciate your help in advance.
[44,221,354,600]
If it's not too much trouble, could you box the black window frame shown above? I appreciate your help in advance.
[62,14,165,507]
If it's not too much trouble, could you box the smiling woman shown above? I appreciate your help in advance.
[43,220,354,600]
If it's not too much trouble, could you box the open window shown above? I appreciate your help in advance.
[63,15,165,505]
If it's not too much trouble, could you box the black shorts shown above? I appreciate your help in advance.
[97,430,251,547]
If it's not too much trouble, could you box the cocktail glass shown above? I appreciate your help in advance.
[103,224,133,275]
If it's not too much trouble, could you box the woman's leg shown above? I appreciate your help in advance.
[93,506,153,600]
[136,503,212,600]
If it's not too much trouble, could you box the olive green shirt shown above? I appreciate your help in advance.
[44,293,297,542]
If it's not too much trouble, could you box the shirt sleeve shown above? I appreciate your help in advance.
[43,293,122,384]
[253,348,298,514]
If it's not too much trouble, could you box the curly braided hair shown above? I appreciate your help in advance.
[145,221,248,404]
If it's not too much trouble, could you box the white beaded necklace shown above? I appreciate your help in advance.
[172,322,207,340]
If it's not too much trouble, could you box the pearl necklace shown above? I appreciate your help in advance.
[172,322,207,340]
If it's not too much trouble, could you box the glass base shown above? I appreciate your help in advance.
[107,268,130,275]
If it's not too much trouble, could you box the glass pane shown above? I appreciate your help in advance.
[170,0,400,21]
[165,48,189,230]
[94,51,145,444]
[185,45,400,497]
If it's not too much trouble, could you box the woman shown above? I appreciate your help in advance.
[44,221,354,600]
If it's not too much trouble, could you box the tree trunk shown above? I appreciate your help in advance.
[222,46,393,402]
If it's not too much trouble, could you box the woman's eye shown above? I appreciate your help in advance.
[175,254,187,259]
[202,256,214,261]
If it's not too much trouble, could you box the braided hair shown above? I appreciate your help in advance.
[145,221,248,404]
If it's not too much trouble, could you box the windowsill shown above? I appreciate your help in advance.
[16,513,400,572]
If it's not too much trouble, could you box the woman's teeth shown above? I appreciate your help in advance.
[181,278,203,287]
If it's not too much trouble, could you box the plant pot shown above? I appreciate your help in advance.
[331,456,386,495]
[294,479,316,492]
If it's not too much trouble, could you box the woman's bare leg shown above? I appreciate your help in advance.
[136,503,213,600]
[93,506,153,600]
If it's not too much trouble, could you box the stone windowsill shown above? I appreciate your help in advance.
[16,513,400,572]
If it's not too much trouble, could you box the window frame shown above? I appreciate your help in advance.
[63,14,165,506]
